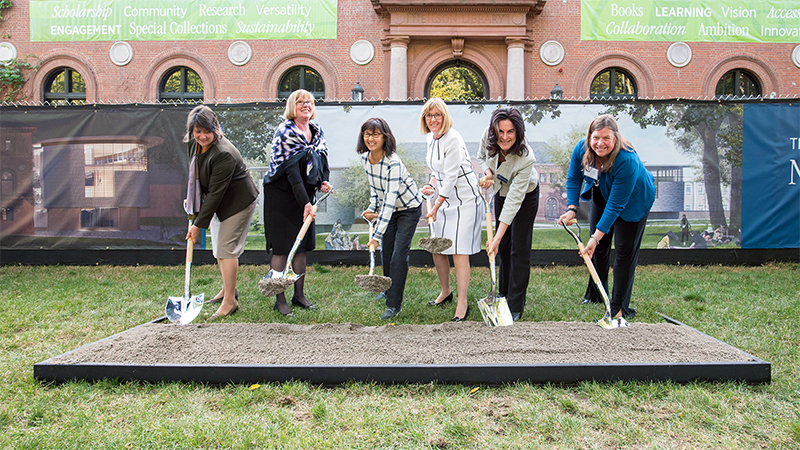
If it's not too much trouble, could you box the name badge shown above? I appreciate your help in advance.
[584,167,599,181]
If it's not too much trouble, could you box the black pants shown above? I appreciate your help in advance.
[583,186,647,318]
[380,206,421,310]
[495,186,539,315]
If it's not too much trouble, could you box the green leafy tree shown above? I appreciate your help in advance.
[429,67,484,101]
[218,106,285,165]
[0,55,38,102]
[604,103,741,230]
[544,123,588,195]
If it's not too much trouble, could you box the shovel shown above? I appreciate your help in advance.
[476,192,514,326]
[354,217,393,293]
[165,234,204,325]
[259,191,331,297]
[560,219,628,329]
[418,196,453,254]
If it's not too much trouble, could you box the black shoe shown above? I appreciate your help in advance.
[451,305,470,322]
[428,291,453,306]
[208,288,239,305]
[381,307,401,320]
[291,297,316,309]
[511,312,522,322]
[273,302,294,317]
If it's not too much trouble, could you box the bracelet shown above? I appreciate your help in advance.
[435,199,444,206]
[590,235,600,244]
[567,206,577,213]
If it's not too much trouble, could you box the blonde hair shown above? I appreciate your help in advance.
[284,89,316,120]
[419,97,454,136]
[583,114,634,172]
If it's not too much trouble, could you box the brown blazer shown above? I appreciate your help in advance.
[190,137,258,229]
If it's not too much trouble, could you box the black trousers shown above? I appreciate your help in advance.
[583,186,647,318]
[495,186,540,315]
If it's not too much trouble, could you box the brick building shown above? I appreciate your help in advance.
[2,0,798,103]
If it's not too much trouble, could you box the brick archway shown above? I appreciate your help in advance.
[577,52,655,100]
[409,45,504,101]
[264,53,338,101]
[142,52,216,103]
[32,52,98,104]
[702,53,777,99]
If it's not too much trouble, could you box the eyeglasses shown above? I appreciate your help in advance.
[364,132,383,138]
[425,113,443,120]
[296,100,314,105]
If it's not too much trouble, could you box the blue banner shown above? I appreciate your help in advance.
[742,104,800,248]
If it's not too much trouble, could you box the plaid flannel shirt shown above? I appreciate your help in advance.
[362,152,423,242]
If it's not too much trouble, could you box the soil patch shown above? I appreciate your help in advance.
[47,321,754,366]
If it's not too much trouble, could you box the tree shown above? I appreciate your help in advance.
[429,67,484,101]
[604,102,741,230]
[218,106,285,165]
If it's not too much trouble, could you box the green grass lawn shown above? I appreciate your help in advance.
[243,223,720,251]
[1,263,797,449]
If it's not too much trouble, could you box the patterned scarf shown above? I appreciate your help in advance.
[266,119,328,179]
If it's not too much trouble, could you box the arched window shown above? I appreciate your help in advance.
[590,67,637,100]
[43,67,86,105]
[1,170,15,196]
[278,66,325,100]
[715,69,761,99]
[426,60,488,101]
[159,67,203,103]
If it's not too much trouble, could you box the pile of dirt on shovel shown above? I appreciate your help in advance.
[46,321,754,366]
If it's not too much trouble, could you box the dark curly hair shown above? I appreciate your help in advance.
[486,107,527,158]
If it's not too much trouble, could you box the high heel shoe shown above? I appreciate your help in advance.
[291,296,316,309]
[273,302,294,317]
[451,305,470,322]
[207,288,239,305]
[428,291,453,306]
[207,303,239,322]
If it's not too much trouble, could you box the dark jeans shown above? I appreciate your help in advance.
[495,186,539,314]
[381,206,422,310]
[583,186,647,318]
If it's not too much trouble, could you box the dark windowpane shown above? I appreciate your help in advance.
[44,68,86,104]
[163,71,182,93]
[71,71,86,93]
[590,72,610,95]
[159,67,203,102]
[49,72,66,93]
[278,66,324,99]
[591,68,636,99]
[186,70,203,93]
[715,69,761,98]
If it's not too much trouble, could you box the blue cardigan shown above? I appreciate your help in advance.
[566,138,655,234]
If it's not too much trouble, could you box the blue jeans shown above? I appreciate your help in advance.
[381,206,421,310]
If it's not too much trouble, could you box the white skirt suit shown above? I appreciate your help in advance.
[426,128,484,255]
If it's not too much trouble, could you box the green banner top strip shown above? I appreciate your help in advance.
[30,0,337,42]
[581,0,800,43]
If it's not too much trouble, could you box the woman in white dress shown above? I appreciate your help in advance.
[419,98,484,321]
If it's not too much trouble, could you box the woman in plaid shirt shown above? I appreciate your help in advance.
[358,118,424,321]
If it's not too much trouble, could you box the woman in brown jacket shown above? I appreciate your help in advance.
[184,105,258,321]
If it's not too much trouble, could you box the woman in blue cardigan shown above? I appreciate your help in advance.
[558,114,655,321]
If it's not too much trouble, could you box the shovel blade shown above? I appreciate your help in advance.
[477,295,513,327]
[596,313,628,329]
[165,294,205,325]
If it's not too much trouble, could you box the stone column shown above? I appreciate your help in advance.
[388,37,410,101]
[506,38,527,101]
